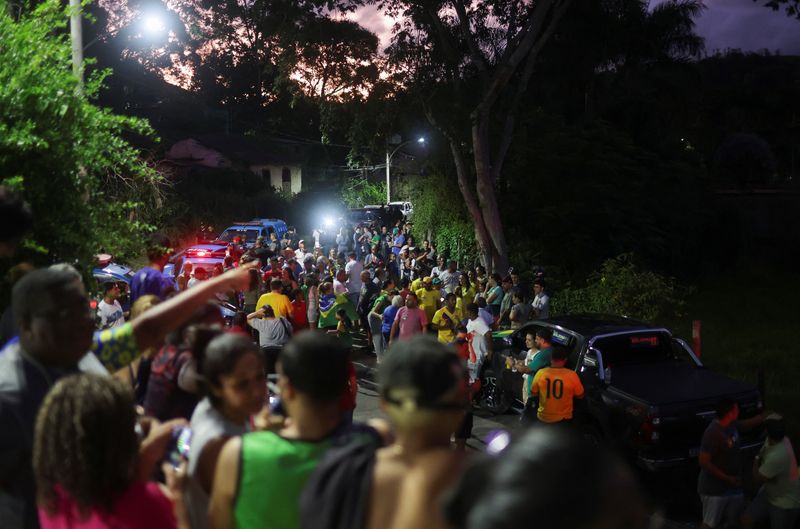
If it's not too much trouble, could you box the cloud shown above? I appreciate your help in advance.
[348,5,397,51]
[356,1,800,55]
[656,0,800,54]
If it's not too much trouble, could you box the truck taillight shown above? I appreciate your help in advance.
[639,414,660,443]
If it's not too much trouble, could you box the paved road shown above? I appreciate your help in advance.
[350,344,700,529]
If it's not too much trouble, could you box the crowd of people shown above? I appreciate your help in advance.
[0,187,798,529]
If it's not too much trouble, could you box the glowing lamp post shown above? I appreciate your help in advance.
[385,136,425,204]
[69,2,167,91]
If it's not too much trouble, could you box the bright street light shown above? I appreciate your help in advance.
[143,13,166,34]
[69,2,170,92]
[386,135,426,204]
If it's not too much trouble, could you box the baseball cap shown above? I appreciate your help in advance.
[432,277,442,285]
[422,276,432,284]
[298,239,305,245]
[379,336,467,411]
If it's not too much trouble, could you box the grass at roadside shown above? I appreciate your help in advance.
[662,269,800,438]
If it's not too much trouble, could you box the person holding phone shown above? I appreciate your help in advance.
[34,374,187,529]
[185,333,266,529]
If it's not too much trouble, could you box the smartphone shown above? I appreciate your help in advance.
[166,426,192,469]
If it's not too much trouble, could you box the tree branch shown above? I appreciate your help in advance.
[452,0,489,85]
[475,0,560,120]
[491,0,573,183]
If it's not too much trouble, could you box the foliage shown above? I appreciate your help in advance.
[407,175,479,266]
[551,254,689,323]
[339,176,385,208]
[164,167,287,246]
[503,115,705,279]
[755,0,800,18]
[0,0,163,266]
[713,133,776,187]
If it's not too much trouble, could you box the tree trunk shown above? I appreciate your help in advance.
[448,140,496,272]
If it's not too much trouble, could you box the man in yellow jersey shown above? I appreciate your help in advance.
[416,276,440,326]
[256,278,293,320]
[410,275,424,294]
[431,293,459,344]
[530,345,584,424]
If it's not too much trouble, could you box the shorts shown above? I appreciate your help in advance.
[744,487,800,529]
[700,494,744,529]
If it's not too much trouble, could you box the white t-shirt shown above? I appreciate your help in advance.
[333,279,348,294]
[467,317,491,360]
[345,259,364,293]
[97,299,125,329]
[532,293,550,319]
[438,270,461,294]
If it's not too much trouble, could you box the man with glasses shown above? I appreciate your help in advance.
[0,264,255,529]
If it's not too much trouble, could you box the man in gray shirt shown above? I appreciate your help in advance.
[437,260,461,295]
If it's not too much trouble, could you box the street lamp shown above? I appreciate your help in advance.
[69,2,167,91]
[385,136,425,204]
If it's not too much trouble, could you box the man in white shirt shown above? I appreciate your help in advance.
[437,260,461,295]
[344,251,363,307]
[531,279,550,320]
[97,282,126,329]
[465,303,493,383]
[294,240,308,263]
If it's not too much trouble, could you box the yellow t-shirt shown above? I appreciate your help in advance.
[530,367,585,423]
[415,288,440,321]
[454,297,465,321]
[255,292,293,319]
[431,307,458,344]
[460,286,477,307]
[411,278,423,292]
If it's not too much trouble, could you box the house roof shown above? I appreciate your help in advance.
[193,134,309,166]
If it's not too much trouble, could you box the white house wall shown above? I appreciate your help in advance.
[250,164,303,195]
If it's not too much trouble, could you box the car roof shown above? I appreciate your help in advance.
[188,243,228,250]
[184,256,225,264]
[541,313,655,338]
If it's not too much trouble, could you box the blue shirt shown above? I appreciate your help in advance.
[382,305,400,334]
[391,234,405,255]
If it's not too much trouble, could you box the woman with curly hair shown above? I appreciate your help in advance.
[34,373,186,529]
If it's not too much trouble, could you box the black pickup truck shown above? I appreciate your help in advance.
[482,314,764,470]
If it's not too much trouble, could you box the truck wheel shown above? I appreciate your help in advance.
[580,422,604,448]
[479,369,511,414]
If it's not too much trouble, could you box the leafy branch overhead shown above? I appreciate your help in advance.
[0,0,163,265]
[756,0,800,18]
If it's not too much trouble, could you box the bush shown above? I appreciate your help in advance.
[340,176,385,208]
[407,174,478,265]
[552,254,689,323]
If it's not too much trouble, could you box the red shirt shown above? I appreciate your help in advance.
[292,300,308,328]
[339,362,358,412]
[39,481,176,529]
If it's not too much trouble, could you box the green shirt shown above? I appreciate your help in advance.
[758,438,800,509]
[525,347,552,397]
[235,431,332,529]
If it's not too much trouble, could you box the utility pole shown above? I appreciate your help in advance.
[69,0,84,92]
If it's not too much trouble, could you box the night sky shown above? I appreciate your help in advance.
[352,0,800,55]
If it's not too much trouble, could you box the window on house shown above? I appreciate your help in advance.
[281,167,291,194]
[262,168,272,182]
